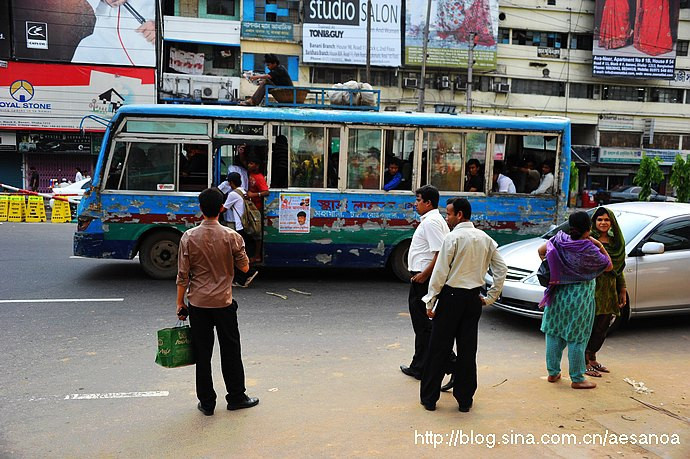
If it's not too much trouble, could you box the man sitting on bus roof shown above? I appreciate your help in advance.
[240,54,293,106]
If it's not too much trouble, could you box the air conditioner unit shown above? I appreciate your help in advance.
[403,77,418,89]
[192,81,219,99]
[495,83,510,93]
[161,74,191,96]
[439,76,451,90]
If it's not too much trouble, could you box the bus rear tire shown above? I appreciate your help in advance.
[389,240,411,282]
[139,231,181,279]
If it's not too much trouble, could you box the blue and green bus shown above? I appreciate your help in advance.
[74,105,570,280]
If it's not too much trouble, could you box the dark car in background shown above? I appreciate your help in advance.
[596,185,676,204]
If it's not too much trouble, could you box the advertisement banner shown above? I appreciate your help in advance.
[302,0,401,67]
[599,148,689,165]
[12,0,156,67]
[405,0,498,70]
[279,193,311,233]
[0,62,155,131]
[242,22,293,41]
[592,0,680,78]
[0,0,10,59]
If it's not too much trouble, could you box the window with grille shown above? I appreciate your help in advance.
[569,83,594,99]
[677,41,689,57]
[643,134,680,149]
[498,28,510,44]
[599,132,641,148]
[602,85,646,102]
[512,29,566,47]
[253,0,300,23]
[312,67,358,84]
[512,79,565,97]
[649,88,683,104]
[570,34,593,50]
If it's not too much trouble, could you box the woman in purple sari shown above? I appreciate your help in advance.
[537,212,612,389]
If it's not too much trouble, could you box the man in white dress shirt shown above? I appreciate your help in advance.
[420,198,507,412]
[400,185,450,381]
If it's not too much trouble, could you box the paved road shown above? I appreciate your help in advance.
[1,223,689,457]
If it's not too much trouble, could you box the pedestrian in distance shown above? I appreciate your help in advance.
[176,187,259,416]
[585,207,627,377]
[29,166,40,192]
[75,167,84,182]
[420,198,507,412]
[400,185,451,385]
[537,211,613,389]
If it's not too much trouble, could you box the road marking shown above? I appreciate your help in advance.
[70,255,139,260]
[64,391,169,400]
[0,298,124,304]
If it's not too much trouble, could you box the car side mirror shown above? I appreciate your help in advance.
[641,242,664,255]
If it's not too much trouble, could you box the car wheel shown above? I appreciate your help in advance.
[139,231,181,279]
[388,239,411,282]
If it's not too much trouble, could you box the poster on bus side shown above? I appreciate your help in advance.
[279,193,311,234]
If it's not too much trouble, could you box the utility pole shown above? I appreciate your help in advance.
[466,32,475,114]
[365,0,372,83]
[417,0,433,112]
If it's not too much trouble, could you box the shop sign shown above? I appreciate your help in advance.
[0,0,10,59]
[242,22,293,41]
[600,148,690,165]
[0,62,155,131]
[0,131,16,151]
[17,132,91,154]
[598,114,634,130]
[537,47,560,58]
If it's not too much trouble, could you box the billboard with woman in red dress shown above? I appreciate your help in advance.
[593,0,680,78]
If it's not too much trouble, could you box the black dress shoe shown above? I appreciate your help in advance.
[197,402,214,416]
[400,365,421,380]
[458,401,473,413]
[421,401,436,411]
[440,375,455,392]
[227,395,259,411]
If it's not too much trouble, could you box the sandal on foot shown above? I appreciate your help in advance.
[547,373,561,383]
[591,363,609,373]
[585,366,602,377]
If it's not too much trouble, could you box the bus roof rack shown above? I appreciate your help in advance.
[263,85,380,111]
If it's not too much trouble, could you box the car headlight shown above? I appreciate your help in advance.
[523,274,541,286]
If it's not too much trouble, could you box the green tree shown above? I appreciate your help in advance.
[633,154,663,201]
[670,154,690,203]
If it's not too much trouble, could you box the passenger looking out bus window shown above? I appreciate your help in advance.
[383,158,403,191]
[492,161,516,193]
[180,144,208,191]
[383,129,414,190]
[290,126,325,188]
[531,161,555,194]
[105,142,176,191]
[428,132,463,192]
[464,159,484,192]
[347,129,382,189]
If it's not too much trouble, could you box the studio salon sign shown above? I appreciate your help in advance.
[302,0,402,67]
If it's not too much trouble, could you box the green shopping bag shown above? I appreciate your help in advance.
[155,322,195,368]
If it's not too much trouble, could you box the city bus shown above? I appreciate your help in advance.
[74,104,570,280]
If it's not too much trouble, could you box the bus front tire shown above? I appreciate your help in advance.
[139,231,181,279]
[389,240,411,282]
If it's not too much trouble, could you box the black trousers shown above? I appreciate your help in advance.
[189,301,246,410]
[233,229,256,285]
[586,314,612,360]
[421,286,482,407]
[408,274,433,372]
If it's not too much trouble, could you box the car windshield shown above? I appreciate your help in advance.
[542,209,655,246]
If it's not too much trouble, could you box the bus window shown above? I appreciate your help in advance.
[290,126,325,188]
[464,132,487,192]
[105,141,177,192]
[327,128,340,188]
[180,144,209,192]
[427,131,463,192]
[493,134,558,194]
[347,128,382,190]
[383,129,414,191]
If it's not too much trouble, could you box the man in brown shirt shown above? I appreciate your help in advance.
[176,187,259,416]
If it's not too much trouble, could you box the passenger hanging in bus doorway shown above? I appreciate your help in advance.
[247,154,269,263]
[219,144,249,196]
[221,172,259,288]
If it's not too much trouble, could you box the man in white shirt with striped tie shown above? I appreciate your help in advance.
[420,198,507,413]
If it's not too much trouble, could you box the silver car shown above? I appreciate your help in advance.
[487,202,690,325]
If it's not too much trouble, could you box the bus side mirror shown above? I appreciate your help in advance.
[641,242,664,255]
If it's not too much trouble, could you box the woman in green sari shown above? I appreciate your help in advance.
[585,207,627,377]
